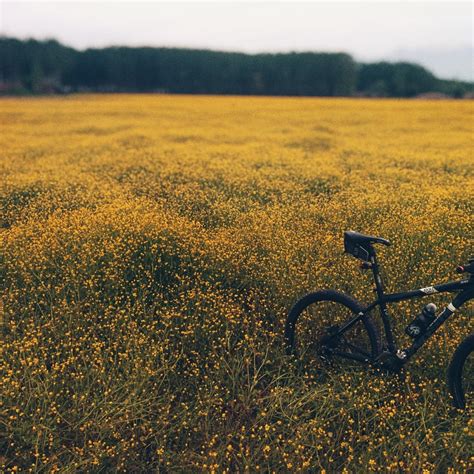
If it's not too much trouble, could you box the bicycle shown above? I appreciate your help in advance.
[284,230,474,407]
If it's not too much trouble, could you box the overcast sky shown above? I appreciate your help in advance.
[1,1,472,80]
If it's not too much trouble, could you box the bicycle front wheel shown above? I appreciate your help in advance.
[447,334,474,410]
[285,290,380,368]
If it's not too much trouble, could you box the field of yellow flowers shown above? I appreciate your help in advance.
[1,94,473,472]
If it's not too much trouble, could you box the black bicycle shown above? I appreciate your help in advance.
[285,231,474,408]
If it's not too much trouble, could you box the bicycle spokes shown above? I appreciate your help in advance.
[294,300,375,368]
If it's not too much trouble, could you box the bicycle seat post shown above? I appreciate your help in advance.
[370,247,385,298]
[370,247,397,352]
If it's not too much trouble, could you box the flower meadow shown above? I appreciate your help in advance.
[1,95,473,472]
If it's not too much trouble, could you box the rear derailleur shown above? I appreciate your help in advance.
[318,325,341,361]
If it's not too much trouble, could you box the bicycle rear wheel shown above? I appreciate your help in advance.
[447,334,474,409]
[285,290,379,369]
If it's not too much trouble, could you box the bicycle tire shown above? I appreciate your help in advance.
[285,289,380,365]
[447,333,474,409]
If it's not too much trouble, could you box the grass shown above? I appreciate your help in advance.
[1,94,473,472]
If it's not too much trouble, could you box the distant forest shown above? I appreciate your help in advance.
[1,37,472,98]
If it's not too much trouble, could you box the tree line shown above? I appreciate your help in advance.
[0,37,472,98]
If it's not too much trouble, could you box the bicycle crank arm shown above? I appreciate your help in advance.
[330,350,371,364]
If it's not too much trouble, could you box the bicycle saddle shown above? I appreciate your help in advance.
[344,230,391,247]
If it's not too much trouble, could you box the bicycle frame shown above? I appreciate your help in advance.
[334,251,474,365]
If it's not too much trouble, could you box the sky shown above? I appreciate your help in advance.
[1,0,472,80]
